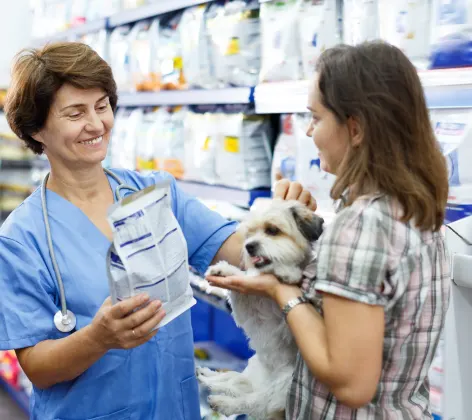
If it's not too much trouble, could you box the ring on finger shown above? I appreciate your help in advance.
[132,329,137,338]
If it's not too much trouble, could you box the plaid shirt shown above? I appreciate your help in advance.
[286,194,451,419]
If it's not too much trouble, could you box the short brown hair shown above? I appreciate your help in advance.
[316,41,448,232]
[5,42,118,154]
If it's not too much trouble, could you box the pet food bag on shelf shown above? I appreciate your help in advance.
[259,0,302,83]
[430,108,472,223]
[343,0,380,45]
[135,107,162,173]
[180,4,216,89]
[160,106,187,179]
[129,18,160,92]
[215,105,272,190]
[429,0,472,69]
[110,108,143,170]
[272,114,298,185]
[299,0,340,80]
[294,113,336,215]
[80,29,108,60]
[183,106,220,184]
[207,0,262,87]
[109,25,133,93]
[378,0,431,69]
[158,11,186,90]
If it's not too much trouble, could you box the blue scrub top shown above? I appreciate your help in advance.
[0,169,237,420]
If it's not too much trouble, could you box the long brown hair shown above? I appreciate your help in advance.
[5,42,118,155]
[316,41,448,232]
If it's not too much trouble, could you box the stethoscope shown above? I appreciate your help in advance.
[41,168,139,333]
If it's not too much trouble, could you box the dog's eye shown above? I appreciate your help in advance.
[265,226,281,236]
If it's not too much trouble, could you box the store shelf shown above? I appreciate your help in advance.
[0,375,29,415]
[108,0,208,27]
[31,18,107,47]
[177,180,270,208]
[117,87,253,107]
[254,68,472,114]
[0,159,33,170]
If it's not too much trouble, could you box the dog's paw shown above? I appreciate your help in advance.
[205,261,243,278]
[196,366,217,379]
[208,395,239,416]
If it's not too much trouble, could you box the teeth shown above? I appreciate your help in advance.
[81,136,103,145]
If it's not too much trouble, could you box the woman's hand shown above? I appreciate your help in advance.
[90,294,165,351]
[206,273,302,306]
[273,175,317,211]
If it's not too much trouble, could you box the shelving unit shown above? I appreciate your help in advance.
[108,0,208,27]
[118,87,253,107]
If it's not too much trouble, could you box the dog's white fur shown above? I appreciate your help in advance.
[198,199,324,420]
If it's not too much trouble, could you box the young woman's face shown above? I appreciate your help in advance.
[34,83,114,168]
[306,77,351,175]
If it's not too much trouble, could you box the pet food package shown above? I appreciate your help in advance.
[158,11,186,90]
[429,0,472,68]
[343,0,380,45]
[215,105,272,190]
[183,105,220,184]
[129,19,161,92]
[80,29,108,60]
[259,0,302,83]
[160,106,187,179]
[294,113,336,213]
[378,0,431,69]
[110,108,142,170]
[109,25,133,92]
[107,181,196,329]
[69,0,87,26]
[207,0,262,87]
[430,108,472,222]
[180,5,216,89]
[135,107,161,173]
[272,114,298,184]
[299,0,340,80]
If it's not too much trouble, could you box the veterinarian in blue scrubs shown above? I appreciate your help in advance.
[0,43,315,420]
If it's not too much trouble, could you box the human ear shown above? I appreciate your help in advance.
[347,116,363,147]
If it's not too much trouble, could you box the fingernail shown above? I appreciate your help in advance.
[141,293,150,302]
[153,300,161,309]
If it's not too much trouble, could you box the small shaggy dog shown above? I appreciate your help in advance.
[198,199,324,420]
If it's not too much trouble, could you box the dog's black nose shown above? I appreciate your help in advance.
[245,242,258,256]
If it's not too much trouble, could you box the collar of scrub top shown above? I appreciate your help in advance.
[41,168,140,332]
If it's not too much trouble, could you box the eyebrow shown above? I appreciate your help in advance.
[60,94,109,112]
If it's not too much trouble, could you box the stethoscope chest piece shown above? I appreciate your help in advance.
[54,310,77,333]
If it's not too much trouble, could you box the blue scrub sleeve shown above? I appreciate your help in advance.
[168,179,238,274]
[0,236,63,350]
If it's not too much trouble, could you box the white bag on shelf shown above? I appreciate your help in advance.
[430,108,472,221]
[215,105,272,190]
[271,114,298,185]
[183,106,220,184]
[343,0,380,45]
[378,0,431,69]
[109,25,133,93]
[259,0,302,83]
[207,0,262,87]
[180,4,216,89]
[110,108,143,170]
[299,0,340,80]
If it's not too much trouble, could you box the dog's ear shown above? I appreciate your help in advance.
[290,205,324,242]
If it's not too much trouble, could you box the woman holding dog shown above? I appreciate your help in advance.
[208,41,450,419]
